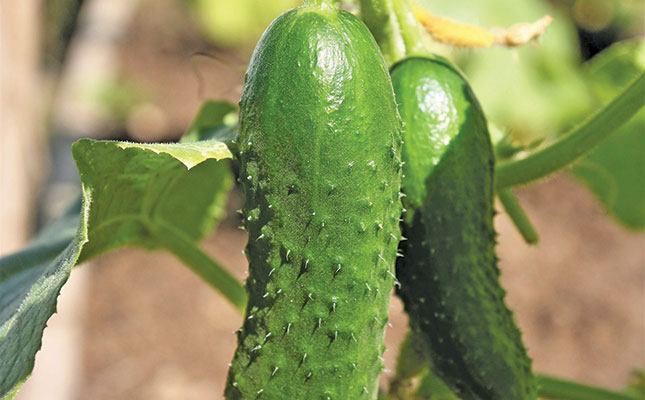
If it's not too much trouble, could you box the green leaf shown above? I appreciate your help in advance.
[181,100,238,144]
[1,107,243,397]
[73,138,233,261]
[0,199,86,399]
[584,40,645,103]
[180,100,239,157]
[71,136,246,309]
[572,39,645,229]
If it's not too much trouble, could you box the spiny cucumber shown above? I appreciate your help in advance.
[391,56,537,400]
[225,3,403,399]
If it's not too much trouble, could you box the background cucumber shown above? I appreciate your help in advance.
[391,56,537,400]
[225,4,403,399]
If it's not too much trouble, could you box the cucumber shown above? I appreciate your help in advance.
[225,4,403,399]
[391,56,537,400]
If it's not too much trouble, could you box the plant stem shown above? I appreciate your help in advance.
[495,72,645,190]
[360,0,428,64]
[359,0,406,64]
[303,0,335,9]
[537,374,639,400]
[391,0,427,57]
[498,189,539,244]
[151,221,247,313]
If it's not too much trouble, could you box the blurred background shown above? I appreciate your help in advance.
[1,0,643,399]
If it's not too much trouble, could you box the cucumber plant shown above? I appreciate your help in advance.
[0,1,643,400]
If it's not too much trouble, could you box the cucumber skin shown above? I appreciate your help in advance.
[226,6,403,400]
[391,57,537,400]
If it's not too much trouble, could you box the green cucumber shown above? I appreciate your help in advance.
[225,3,403,399]
[391,56,537,400]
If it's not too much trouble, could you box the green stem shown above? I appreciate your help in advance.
[359,0,429,64]
[498,189,539,244]
[495,72,645,190]
[359,0,406,64]
[151,221,247,314]
[303,0,335,9]
[391,0,427,57]
[537,374,639,400]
